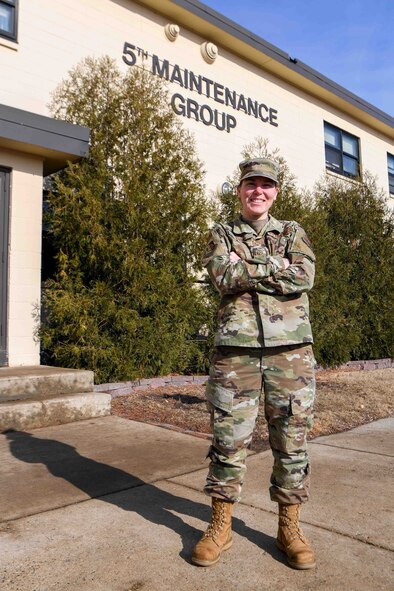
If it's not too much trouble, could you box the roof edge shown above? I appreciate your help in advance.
[136,0,393,135]
[0,104,90,175]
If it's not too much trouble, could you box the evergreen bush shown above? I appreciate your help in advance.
[310,173,394,365]
[41,57,214,383]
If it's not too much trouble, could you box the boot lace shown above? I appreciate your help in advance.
[280,506,307,544]
[202,501,225,540]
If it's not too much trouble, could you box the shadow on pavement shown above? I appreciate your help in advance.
[5,430,285,565]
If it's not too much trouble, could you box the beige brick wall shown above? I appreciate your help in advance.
[0,149,43,365]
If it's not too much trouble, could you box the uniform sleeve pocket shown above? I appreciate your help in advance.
[205,379,234,412]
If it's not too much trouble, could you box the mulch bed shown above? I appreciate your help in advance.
[111,368,394,452]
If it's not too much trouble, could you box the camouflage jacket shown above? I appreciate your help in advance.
[203,215,315,348]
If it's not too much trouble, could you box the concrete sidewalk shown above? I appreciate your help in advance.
[0,416,393,591]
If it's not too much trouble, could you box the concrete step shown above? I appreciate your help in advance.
[0,391,111,432]
[0,366,94,402]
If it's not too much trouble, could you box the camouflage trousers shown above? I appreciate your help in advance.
[204,344,315,504]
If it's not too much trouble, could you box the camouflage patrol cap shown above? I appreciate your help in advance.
[238,158,279,184]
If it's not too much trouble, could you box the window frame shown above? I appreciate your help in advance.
[0,0,18,42]
[388,153,394,196]
[324,121,361,179]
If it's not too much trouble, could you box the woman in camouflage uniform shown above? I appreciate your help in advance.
[192,158,316,570]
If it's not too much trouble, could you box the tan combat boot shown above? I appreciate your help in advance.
[276,503,316,570]
[192,497,234,566]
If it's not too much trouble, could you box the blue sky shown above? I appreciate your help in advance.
[201,0,394,117]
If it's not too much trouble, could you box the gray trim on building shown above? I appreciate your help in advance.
[0,104,89,175]
[170,0,394,130]
[0,166,10,366]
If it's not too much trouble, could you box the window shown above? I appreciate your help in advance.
[388,154,394,196]
[0,0,17,42]
[324,122,360,178]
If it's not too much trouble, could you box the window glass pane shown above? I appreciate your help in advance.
[389,174,394,194]
[388,154,394,173]
[325,146,341,172]
[0,5,13,33]
[324,124,340,149]
[342,133,358,157]
[343,155,358,177]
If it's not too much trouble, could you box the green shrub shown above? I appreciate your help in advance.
[41,57,214,383]
[310,173,394,365]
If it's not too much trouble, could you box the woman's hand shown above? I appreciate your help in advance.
[229,252,241,263]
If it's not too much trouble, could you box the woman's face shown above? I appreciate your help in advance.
[237,176,278,220]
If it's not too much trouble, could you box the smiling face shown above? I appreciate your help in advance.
[237,176,278,221]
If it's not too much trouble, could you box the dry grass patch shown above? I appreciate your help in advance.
[311,368,394,438]
[111,368,394,452]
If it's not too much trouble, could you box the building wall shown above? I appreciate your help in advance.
[0,148,43,365]
[1,0,393,198]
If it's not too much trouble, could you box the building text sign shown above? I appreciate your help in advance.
[122,43,279,134]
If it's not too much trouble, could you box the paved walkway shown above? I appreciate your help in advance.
[0,416,393,591]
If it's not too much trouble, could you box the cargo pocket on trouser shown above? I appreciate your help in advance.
[205,379,238,455]
[205,373,260,454]
[205,379,234,413]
